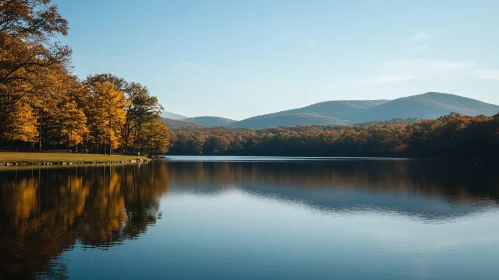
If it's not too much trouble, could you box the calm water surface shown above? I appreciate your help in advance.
[1,157,499,279]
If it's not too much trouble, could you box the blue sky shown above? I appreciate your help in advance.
[54,0,499,120]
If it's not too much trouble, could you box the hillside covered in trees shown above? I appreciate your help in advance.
[0,0,169,156]
[168,113,499,158]
[162,93,499,129]
[229,93,499,128]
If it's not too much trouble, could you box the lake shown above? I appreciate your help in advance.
[1,157,499,279]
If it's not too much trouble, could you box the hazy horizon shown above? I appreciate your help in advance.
[55,0,499,119]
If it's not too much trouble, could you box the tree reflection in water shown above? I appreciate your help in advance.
[0,162,169,279]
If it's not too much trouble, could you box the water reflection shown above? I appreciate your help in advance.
[1,159,499,279]
[0,163,168,279]
[166,160,499,220]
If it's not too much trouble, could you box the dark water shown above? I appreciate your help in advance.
[1,157,499,280]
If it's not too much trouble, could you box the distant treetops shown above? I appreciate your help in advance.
[168,113,499,158]
[0,0,169,155]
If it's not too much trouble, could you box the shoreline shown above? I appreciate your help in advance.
[0,159,150,167]
[0,152,150,167]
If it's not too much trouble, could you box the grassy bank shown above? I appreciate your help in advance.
[0,152,149,166]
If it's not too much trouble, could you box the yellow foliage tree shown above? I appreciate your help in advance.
[140,120,170,156]
[3,101,39,150]
[54,100,88,152]
[86,81,128,155]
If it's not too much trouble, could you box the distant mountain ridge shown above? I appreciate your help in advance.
[348,92,499,123]
[161,116,236,128]
[163,92,499,129]
[162,111,186,120]
[161,118,202,129]
[230,92,499,128]
[231,99,389,128]
[185,116,235,126]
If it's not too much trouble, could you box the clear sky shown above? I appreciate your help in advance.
[54,0,499,120]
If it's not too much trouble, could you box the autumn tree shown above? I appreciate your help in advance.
[140,120,170,156]
[27,65,79,151]
[85,81,128,155]
[0,0,68,39]
[0,2,171,154]
[53,100,88,152]
[203,135,230,154]
[0,0,71,149]
[84,76,164,155]
[0,0,70,102]
[121,82,162,154]
[2,100,38,150]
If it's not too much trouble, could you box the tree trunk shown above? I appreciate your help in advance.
[124,139,128,156]
[44,114,49,151]
[38,114,43,152]
[132,126,139,155]
[109,119,112,156]
[68,132,71,153]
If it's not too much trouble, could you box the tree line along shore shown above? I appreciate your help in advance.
[1,1,169,157]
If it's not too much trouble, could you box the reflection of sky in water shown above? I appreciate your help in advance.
[3,159,499,279]
[63,189,499,280]
[167,183,495,222]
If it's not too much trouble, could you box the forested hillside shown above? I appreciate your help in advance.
[229,93,499,128]
[169,113,499,158]
[349,92,499,123]
[231,100,387,128]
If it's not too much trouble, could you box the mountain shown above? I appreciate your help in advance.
[349,92,499,123]
[230,93,499,128]
[161,118,202,129]
[286,100,389,117]
[163,92,499,129]
[162,111,186,120]
[162,116,235,128]
[185,116,235,126]
[230,100,388,128]
[232,113,342,128]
